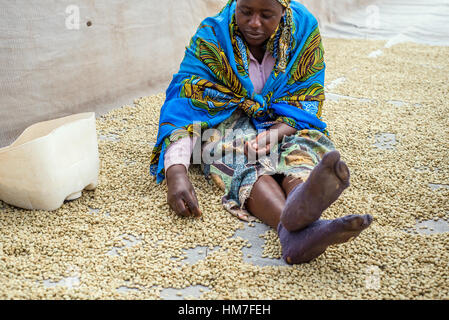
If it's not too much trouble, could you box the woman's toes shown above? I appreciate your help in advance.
[341,214,373,231]
[335,160,350,184]
[342,214,366,230]
[362,214,373,228]
[321,150,341,167]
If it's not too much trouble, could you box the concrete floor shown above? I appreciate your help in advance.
[36,67,449,300]
[156,87,449,300]
[40,214,449,299]
[10,0,449,299]
[132,70,449,299]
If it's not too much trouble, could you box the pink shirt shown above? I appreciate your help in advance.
[248,50,276,95]
[164,50,276,172]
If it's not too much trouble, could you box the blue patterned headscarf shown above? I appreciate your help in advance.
[150,0,326,183]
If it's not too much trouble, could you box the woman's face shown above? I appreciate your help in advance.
[235,0,285,47]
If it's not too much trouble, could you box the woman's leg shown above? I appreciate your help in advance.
[280,175,304,197]
[246,152,373,265]
[246,175,285,229]
[270,173,303,197]
[246,150,352,230]
[280,150,352,232]
[247,174,373,264]
[277,214,373,264]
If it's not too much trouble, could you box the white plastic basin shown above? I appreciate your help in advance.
[0,112,100,210]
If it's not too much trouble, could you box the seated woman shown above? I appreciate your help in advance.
[150,0,373,264]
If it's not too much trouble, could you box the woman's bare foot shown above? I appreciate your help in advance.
[277,214,373,264]
[280,150,350,231]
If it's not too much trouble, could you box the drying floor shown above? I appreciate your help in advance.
[0,38,448,299]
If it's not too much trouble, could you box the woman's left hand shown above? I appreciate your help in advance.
[244,123,297,158]
[244,130,273,158]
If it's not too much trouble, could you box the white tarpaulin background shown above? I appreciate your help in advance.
[0,0,227,147]
[322,0,449,47]
[4,0,447,148]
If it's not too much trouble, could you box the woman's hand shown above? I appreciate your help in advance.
[244,130,273,158]
[166,164,202,218]
[244,122,297,158]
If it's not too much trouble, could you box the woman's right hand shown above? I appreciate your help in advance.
[166,164,202,218]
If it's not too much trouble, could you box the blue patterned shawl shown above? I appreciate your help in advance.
[150,0,326,183]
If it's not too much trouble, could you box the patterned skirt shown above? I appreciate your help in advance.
[201,109,335,222]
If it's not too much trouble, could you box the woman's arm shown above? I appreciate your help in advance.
[164,136,202,218]
[269,122,298,141]
[164,136,198,173]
